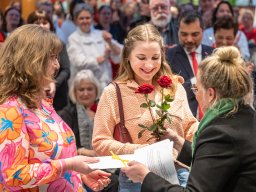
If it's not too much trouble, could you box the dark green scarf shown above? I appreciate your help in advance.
[192,98,239,156]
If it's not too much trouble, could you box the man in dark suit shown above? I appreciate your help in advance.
[166,11,213,118]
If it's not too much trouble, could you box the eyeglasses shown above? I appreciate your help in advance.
[191,85,198,94]
[151,4,169,12]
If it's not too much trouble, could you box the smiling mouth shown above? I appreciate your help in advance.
[141,69,155,74]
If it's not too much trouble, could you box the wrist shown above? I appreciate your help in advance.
[64,157,74,171]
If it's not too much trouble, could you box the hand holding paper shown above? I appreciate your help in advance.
[88,139,179,184]
[121,161,150,183]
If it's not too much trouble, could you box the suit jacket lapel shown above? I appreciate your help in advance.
[177,45,194,78]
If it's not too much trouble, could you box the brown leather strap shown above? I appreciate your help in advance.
[112,82,125,127]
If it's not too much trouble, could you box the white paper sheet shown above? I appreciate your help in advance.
[88,139,179,184]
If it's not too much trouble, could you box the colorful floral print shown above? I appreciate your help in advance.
[0,96,84,191]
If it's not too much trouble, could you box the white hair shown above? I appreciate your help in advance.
[69,70,101,104]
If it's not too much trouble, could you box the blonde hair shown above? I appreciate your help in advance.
[116,23,174,86]
[69,70,101,104]
[0,24,62,108]
[199,46,253,105]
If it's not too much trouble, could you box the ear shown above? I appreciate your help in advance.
[207,88,216,103]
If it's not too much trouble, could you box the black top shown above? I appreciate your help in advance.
[142,105,256,192]
[53,43,70,111]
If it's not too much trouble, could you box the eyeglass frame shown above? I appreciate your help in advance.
[191,84,198,95]
[150,4,169,12]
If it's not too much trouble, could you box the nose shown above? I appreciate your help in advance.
[222,39,228,46]
[187,35,193,42]
[145,60,154,69]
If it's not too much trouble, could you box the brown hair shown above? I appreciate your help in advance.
[27,10,55,32]
[0,24,62,108]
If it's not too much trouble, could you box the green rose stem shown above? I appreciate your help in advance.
[144,94,156,124]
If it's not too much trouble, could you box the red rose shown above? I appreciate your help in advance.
[135,84,154,94]
[157,75,172,88]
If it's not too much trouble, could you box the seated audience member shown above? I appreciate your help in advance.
[0,24,111,191]
[122,46,256,192]
[27,10,70,111]
[61,70,100,157]
[60,70,119,192]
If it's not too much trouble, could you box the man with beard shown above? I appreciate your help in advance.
[149,0,179,47]
[166,11,213,119]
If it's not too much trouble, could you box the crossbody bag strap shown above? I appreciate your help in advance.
[112,82,125,127]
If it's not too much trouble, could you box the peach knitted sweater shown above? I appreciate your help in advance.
[92,80,198,159]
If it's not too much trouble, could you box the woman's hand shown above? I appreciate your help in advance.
[44,82,56,98]
[65,156,99,174]
[102,31,112,44]
[81,170,111,191]
[121,161,150,183]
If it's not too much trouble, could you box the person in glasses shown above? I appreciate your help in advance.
[0,24,111,191]
[149,0,179,48]
[122,46,256,192]
[27,10,70,112]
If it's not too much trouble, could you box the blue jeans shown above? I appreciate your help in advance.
[118,171,141,192]
[177,168,189,187]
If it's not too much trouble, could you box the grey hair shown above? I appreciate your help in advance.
[73,3,94,19]
[69,70,101,104]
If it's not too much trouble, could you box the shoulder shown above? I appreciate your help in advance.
[202,44,214,53]
[203,27,213,34]
[68,30,79,41]
[166,44,180,54]
[0,96,24,119]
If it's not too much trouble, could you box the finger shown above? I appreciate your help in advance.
[97,179,105,190]
[127,160,137,166]
[97,170,111,177]
[81,156,100,163]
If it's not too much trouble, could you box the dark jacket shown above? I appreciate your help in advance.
[59,102,81,148]
[166,44,213,116]
[142,105,256,192]
[158,21,179,47]
[53,44,70,111]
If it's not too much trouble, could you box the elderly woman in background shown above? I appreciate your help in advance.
[123,46,256,192]
[60,70,119,192]
[67,3,122,89]
[0,24,110,191]
[60,70,101,157]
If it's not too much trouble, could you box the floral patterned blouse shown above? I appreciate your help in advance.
[0,96,85,191]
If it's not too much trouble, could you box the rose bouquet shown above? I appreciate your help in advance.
[135,75,174,141]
